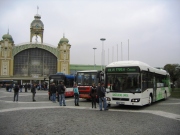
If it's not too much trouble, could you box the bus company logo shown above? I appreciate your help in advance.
[107,68,125,72]
[113,93,128,97]
[107,68,115,72]
[126,68,136,72]
[107,67,137,72]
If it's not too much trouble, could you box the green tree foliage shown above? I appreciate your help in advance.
[164,64,180,86]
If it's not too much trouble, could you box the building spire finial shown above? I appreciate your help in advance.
[37,6,39,14]
[63,33,65,38]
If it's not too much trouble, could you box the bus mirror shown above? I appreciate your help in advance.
[97,71,101,78]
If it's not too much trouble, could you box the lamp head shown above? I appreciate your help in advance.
[100,38,106,41]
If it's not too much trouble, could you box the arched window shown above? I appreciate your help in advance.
[14,48,57,77]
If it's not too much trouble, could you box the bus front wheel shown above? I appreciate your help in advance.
[148,95,152,105]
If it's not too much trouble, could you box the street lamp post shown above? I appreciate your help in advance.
[100,38,106,70]
[128,39,129,61]
[93,48,97,70]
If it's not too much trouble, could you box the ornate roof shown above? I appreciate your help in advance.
[2,32,14,42]
[59,35,69,44]
[30,14,44,28]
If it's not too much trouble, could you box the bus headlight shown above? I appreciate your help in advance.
[106,97,111,101]
[131,98,140,102]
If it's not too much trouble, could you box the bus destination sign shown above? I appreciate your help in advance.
[106,67,139,73]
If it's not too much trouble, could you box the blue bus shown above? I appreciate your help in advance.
[48,73,75,100]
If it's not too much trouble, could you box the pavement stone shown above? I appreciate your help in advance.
[0,88,180,135]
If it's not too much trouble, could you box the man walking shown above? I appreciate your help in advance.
[31,83,36,102]
[57,81,66,106]
[50,83,57,103]
[24,83,28,92]
[13,84,19,102]
[97,82,108,111]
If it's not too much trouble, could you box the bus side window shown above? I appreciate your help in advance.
[148,73,153,88]
[142,72,148,91]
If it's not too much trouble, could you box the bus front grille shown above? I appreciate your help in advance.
[112,98,129,101]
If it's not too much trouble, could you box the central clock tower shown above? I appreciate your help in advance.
[30,13,44,43]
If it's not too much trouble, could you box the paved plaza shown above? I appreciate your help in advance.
[0,88,180,135]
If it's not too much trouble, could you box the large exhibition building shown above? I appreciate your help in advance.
[0,12,100,85]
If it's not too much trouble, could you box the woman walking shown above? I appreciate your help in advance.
[73,83,79,106]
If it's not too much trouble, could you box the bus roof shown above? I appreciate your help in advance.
[49,74,74,79]
[65,75,75,79]
[106,61,169,75]
[77,70,100,73]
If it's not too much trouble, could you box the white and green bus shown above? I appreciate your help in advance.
[105,61,171,106]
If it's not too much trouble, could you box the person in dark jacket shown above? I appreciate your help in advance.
[13,84,19,102]
[24,83,28,92]
[50,83,57,103]
[48,83,53,101]
[90,83,97,108]
[97,82,108,111]
[31,83,36,102]
[19,84,23,92]
[57,81,66,106]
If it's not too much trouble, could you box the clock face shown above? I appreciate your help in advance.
[36,24,39,28]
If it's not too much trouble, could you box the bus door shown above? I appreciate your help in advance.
[153,76,157,102]
[97,71,104,83]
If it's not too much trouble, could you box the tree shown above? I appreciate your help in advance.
[164,64,180,86]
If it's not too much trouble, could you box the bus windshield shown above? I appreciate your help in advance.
[49,74,74,88]
[76,72,98,86]
[106,73,141,93]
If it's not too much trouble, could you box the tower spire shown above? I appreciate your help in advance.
[37,6,39,14]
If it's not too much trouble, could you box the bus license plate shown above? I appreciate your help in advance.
[116,102,125,105]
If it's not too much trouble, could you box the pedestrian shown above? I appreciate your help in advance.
[19,84,23,92]
[28,83,31,91]
[50,83,57,103]
[24,83,28,92]
[89,83,97,108]
[13,84,19,102]
[73,83,79,106]
[9,84,12,92]
[48,83,52,100]
[31,83,36,102]
[97,82,108,111]
[57,81,66,106]
[6,84,9,92]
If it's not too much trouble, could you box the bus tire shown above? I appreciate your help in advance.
[164,92,167,100]
[148,94,152,105]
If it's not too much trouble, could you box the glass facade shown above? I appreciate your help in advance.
[14,48,57,77]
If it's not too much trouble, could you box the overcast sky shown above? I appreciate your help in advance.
[0,0,179,67]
